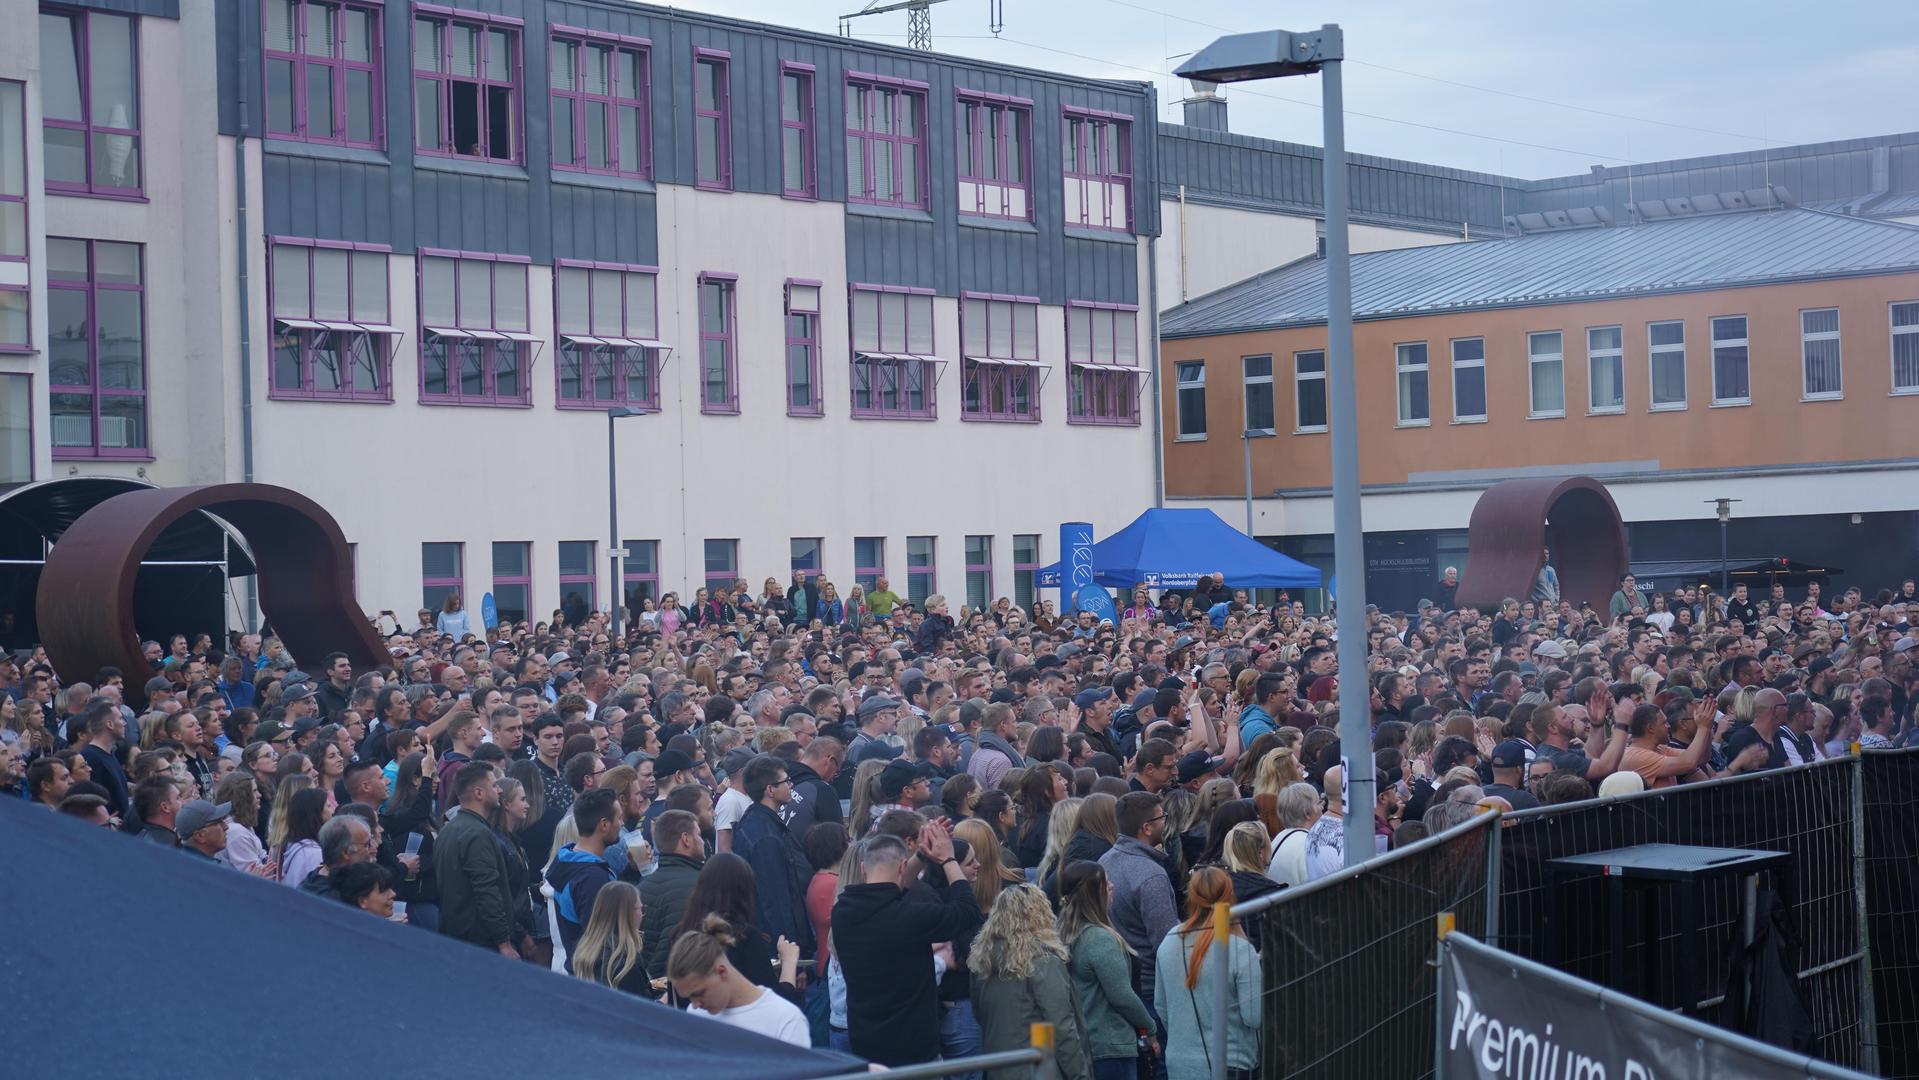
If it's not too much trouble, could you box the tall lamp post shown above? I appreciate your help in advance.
[1180,26,1372,871]
[1708,497,1740,594]
[1242,427,1275,536]
[607,406,642,638]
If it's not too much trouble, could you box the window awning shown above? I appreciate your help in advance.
[858,351,939,364]
[965,355,1051,369]
[274,317,326,331]
[625,338,670,351]
[561,334,608,347]
[314,320,365,333]
[355,323,402,336]
[426,326,508,341]
[1068,359,1140,372]
[498,330,542,343]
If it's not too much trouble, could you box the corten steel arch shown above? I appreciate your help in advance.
[37,484,384,705]
[1454,476,1628,613]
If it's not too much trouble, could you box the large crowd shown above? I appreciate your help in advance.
[7,564,1916,1080]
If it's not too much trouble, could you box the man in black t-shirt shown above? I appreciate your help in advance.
[1723,689,1791,774]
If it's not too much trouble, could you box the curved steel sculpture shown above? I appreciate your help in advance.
[1454,476,1628,613]
[38,484,384,704]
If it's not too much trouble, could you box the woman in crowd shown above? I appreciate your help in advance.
[1043,792,1116,901]
[672,852,801,1005]
[437,593,472,640]
[572,881,660,1000]
[1013,765,1064,870]
[275,787,329,886]
[1155,867,1261,1080]
[1035,796,1083,900]
[215,772,272,876]
[491,774,539,957]
[668,916,811,1048]
[939,773,981,823]
[954,818,1024,914]
[970,883,1092,1080]
[1058,861,1156,1080]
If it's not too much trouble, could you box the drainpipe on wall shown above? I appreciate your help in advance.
[234,43,259,631]
[1177,183,1188,303]
[1147,234,1165,509]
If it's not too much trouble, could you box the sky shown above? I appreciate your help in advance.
[681,0,1919,179]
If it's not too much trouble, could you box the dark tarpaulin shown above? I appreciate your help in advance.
[0,797,860,1079]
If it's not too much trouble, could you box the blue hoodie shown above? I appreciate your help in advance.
[547,843,615,958]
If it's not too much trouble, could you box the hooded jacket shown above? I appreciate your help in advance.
[547,842,616,958]
[732,801,816,954]
[780,758,843,840]
[832,876,983,1067]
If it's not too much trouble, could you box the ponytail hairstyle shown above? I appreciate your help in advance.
[1180,866,1243,991]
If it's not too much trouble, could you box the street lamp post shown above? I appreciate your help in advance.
[1181,26,1372,871]
[1708,497,1740,594]
[607,407,641,638]
[1242,428,1275,536]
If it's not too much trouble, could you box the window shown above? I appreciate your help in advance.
[845,74,925,209]
[791,537,822,577]
[419,251,532,405]
[0,375,30,484]
[265,0,382,147]
[1294,350,1326,432]
[412,9,520,162]
[1711,316,1749,405]
[1450,338,1485,422]
[1893,303,1919,394]
[906,536,935,605]
[956,91,1030,220]
[48,238,145,458]
[854,537,885,594]
[1062,107,1130,231]
[1587,326,1624,414]
[697,273,737,413]
[40,9,140,195]
[555,260,661,410]
[622,539,659,612]
[780,63,814,198]
[964,535,993,610]
[1649,321,1686,409]
[270,238,396,401]
[1527,332,1564,417]
[1012,534,1039,609]
[1067,302,1140,426]
[559,540,596,614]
[962,293,1041,422]
[1801,308,1841,400]
[548,30,649,176]
[1242,355,1274,433]
[850,284,937,420]
[1395,342,1429,425]
[702,538,737,593]
[491,541,530,625]
[0,80,26,350]
[1174,361,1207,438]
[421,542,463,612]
[785,280,821,416]
[693,51,730,190]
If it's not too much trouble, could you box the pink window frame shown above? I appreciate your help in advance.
[785,277,822,417]
[548,27,650,177]
[696,271,738,414]
[0,79,26,353]
[553,257,661,412]
[621,538,659,606]
[48,237,149,460]
[0,372,33,483]
[263,0,385,149]
[1011,533,1039,608]
[410,5,525,163]
[955,89,1033,221]
[845,73,927,210]
[692,48,732,191]
[421,541,464,610]
[1062,105,1133,232]
[790,537,823,576]
[702,538,738,593]
[267,236,395,402]
[416,247,533,407]
[779,61,816,200]
[849,283,938,420]
[491,540,531,623]
[1066,299,1141,426]
[964,534,993,609]
[558,539,596,613]
[854,536,885,593]
[960,290,1041,423]
[40,8,144,199]
[905,535,936,605]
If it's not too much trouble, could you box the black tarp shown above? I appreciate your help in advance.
[0,796,861,1079]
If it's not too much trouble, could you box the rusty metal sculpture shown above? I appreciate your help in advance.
[1454,476,1628,613]
[38,484,384,705]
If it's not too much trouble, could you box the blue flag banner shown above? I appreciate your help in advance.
[1062,522,1119,625]
[480,592,498,630]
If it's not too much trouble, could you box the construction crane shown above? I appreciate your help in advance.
[840,0,1003,51]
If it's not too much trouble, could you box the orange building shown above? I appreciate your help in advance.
[1158,204,1919,610]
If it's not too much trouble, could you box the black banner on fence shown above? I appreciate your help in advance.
[1438,933,1867,1080]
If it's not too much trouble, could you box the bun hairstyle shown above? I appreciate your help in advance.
[666,913,741,981]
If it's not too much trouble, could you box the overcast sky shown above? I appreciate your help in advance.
[685,0,1919,178]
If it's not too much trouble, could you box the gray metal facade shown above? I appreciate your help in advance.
[216,0,1156,306]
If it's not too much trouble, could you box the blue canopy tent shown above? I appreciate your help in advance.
[1035,508,1322,590]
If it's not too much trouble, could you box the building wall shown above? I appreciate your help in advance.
[1153,199,1464,308]
[1162,271,1919,498]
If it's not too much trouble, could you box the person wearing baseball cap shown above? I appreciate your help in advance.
[1482,740,1540,810]
[847,696,903,770]
[1072,686,1120,760]
[178,799,235,865]
[876,758,933,816]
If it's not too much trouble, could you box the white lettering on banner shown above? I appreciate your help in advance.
[1449,988,1609,1079]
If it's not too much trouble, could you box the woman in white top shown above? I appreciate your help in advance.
[436,593,472,640]
[215,773,273,876]
[274,787,330,886]
[668,914,810,1048]
[1265,781,1320,887]
[1644,592,1676,634]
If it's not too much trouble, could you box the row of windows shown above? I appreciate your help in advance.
[1174,305,1919,438]
[422,533,1044,622]
[266,238,1144,423]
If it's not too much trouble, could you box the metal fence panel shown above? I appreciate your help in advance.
[1864,747,1919,1078]
[1246,816,1492,1079]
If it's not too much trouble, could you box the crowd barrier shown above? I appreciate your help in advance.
[1213,746,1919,1079]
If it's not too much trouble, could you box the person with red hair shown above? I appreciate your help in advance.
[1153,866,1261,1079]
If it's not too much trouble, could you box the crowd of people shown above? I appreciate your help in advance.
[6,563,1917,1079]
